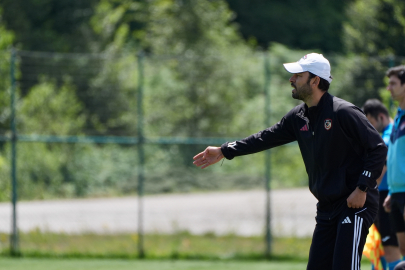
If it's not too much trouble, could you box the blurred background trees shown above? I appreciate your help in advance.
[226,0,351,53]
[2,0,405,105]
[2,0,405,107]
[0,0,404,199]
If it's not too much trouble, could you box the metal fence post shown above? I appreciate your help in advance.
[137,51,145,258]
[264,52,272,257]
[10,48,19,256]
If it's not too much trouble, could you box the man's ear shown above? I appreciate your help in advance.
[312,76,320,87]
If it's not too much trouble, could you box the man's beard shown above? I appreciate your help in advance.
[291,82,312,101]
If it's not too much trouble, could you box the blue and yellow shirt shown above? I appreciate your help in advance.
[387,108,405,194]
[379,122,393,191]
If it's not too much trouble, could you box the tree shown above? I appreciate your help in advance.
[344,0,405,56]
[225,0,351,52]
[0,0,98,52]
[0,6,14,119]
[335,0,405,106]
[0,7,14,201]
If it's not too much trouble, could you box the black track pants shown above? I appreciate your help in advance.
[307,205,377,270]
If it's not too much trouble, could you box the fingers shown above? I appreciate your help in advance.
[348,204,363,208]
[193,156,206,167]
[347,202,360,208]
[347,198,354,208]
[200,161,211,169]
[193,149,210,169]
[193,157,211,169]
[346,199,364,208]
[347,189,366,208]
[347,203,363,208]
[193,151,205,160]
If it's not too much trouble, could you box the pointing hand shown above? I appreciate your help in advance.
[193,146,224,169]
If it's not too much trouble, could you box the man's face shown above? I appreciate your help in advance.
[366,114,384,133]
[289,72,313,101]
[387,75,405,102]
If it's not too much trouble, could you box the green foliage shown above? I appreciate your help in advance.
[0,9,14,201]
[1,80,84,199]
[330,55,390,107]
[0,153,10,201]
[140,41,308,191]
[0,7,14,50]
[0,7,14,131]
[91,0,148,51]
[225,0,350,53]
[18,79,85,135]
[15,143,67,200]
[81,54,139,135]
[0,0,98,52]
[344,0,405,56]
[2,0,399,201]
[64,144,138,197]
[144,0,241,55]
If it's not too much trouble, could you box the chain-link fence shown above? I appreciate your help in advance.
[0,49,402,258]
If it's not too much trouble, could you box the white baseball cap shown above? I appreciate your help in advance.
[283,53,332,83]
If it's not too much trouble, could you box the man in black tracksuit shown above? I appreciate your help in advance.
[193,53,387,269]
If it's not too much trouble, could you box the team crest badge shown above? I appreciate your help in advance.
[324,119,332,130]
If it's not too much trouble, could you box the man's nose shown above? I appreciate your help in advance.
[289,75,296,83]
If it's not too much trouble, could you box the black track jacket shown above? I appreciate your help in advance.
[221,92,387,219]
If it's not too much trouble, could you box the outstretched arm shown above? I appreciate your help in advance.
[193,109,297,168]
[193,146,224,169]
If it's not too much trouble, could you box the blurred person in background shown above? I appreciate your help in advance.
[363,99,401,270]
[193,53,387,269]
[383,66,405,266]
[394,261,405,270]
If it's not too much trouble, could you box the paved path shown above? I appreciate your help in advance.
[0,188,317,237]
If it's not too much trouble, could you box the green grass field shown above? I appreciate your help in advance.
[0,231,313,260]
[0,257,372,270]
[0,231,374,269]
